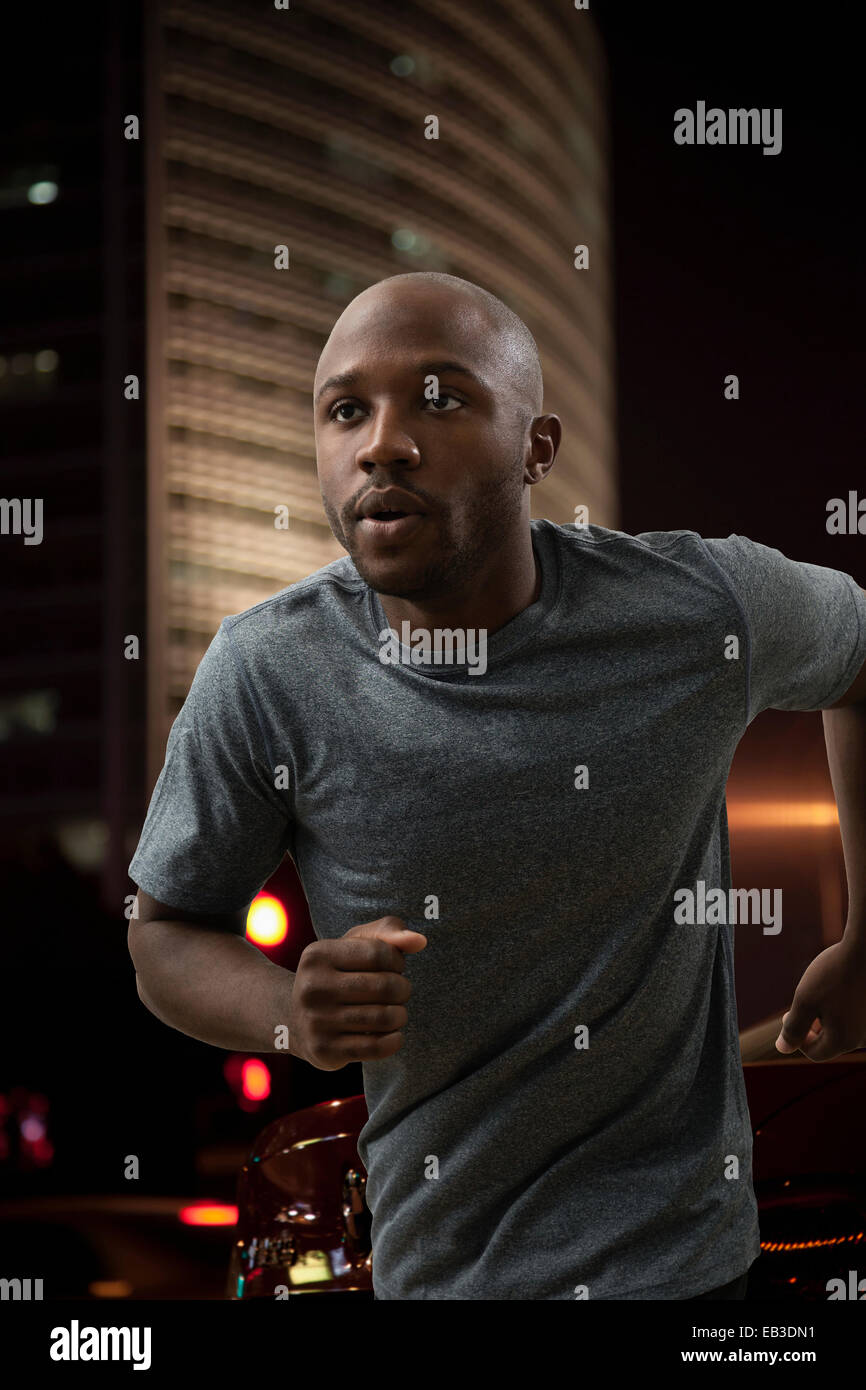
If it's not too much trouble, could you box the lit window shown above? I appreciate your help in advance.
[27,181,59,205]
[390,55,415,77]
[0,689,59,739]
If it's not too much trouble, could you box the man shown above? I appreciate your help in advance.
[128,272,866,1301]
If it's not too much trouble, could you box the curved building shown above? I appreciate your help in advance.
[145,0,617,771]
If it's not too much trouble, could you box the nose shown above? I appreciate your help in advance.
[354,407,421,474]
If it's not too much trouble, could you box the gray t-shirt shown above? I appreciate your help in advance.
[129,519,866,1299]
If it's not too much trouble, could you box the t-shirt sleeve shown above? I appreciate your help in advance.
[128,618,293,914]
[700,533,866,721]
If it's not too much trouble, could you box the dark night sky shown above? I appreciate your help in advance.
[592,3,863,1026]
[593,1,862,575]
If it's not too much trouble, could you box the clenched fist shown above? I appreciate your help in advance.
[289,915,428,1070]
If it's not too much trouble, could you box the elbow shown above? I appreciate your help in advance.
[128,914,155,985]
[128,915,170,1024]
[129,927,151,1009]
[134,967,165,1023]
[134,969,155,1014]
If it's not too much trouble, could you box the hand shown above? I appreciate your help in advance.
[289,915,427,1071]
[775,938,866,1060]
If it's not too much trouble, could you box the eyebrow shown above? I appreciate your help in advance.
[314,360,487,406]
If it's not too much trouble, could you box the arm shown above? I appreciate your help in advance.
[775,632,866,1059]
[822,653,866,940]
[129,891,426,1069]
[129,889,298,1054]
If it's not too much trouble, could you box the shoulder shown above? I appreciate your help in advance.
[535,517,712,569]
[536,517,702,551]
[220,553,367,658]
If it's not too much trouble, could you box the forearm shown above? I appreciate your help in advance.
[132,920,297,1052]
[822,700,866,946]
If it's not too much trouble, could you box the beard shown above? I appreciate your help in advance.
[321,454,525,601]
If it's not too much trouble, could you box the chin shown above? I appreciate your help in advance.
[350,555,433,598]
[361,569,426,598]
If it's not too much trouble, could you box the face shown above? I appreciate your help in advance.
[314,284,532,599]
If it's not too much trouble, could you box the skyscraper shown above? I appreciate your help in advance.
[144,0,617,778]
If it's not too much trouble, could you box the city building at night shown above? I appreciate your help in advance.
[144,0,617,777]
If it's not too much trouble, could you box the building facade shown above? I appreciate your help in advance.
[145,0,617,778]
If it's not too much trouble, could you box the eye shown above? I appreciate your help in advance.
[327,392,463,422]
[328,400,362,422]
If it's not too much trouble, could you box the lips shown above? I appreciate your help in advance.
[359,511,426,543]
[356,487,425,520]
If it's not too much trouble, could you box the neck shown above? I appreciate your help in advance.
[377,528,540,641]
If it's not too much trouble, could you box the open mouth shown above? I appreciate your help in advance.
[359,510,425,541]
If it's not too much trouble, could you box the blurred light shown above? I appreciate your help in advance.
[761,1232,864,1252]
[323,271,354,300]
[89,1280,133,1298]
[20,1116,45,1143]
[389,55,415,77]
[34,349,59,373]
[0,689,60,740]
[727,800,839,829]
[179,1203,238,1226]
[28,181,58,204]
[389,229,432,257]
[6,1091,53,1169]
[245,892,288,947]
[55,818,107,871]
[241,1059,271,1101]
[289,1251,334,1285]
